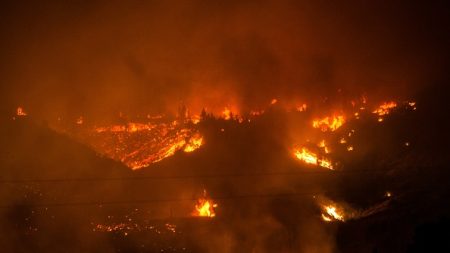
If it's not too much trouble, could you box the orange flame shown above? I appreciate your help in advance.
[312,115,345,132]
[318,140,330,154]
[192,190,217,218]
[184,134,203,153]
[372,101,397,116]
[294,148,333,170]
[222,107,232,120]
[321,204,345,222]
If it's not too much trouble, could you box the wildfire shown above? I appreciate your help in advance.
[17,107,27,116]
[321,205,345,222]
[190,115,201,124]
[372,101,397,116]
[70,117,206,170]
[184,134,203,153]
[95,122,157,133]
[192,190,217,218]
[294,147,333,170]
[318,140,330,154]
[222,107,232,120]
[312,115,345,132]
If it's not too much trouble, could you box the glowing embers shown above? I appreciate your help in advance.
[83,120,204,170]
[312,115,345,132]
[407,101,417,110]
[372,101,397,122]
[17,106,27,116]
[95,122,157,133]
[293,147,333,170]
[296,103,307,112]
[192,190,217,218]
[125,128,204,170]
[94,222,178,235]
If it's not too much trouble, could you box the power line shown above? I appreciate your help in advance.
[0,191,325,209]
[0,168,392,184]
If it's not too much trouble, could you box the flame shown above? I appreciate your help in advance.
[270,98,278,105]
[76,116,83,125]
[296,103,307,112]
[318,140,330,154]
[312,115,345,132]
[294,148,333,170]
[191,115,201,124]
[95,122,157,133]
[372,101,397,116]
[78,118,205,170]
[192,190,217,218]
[222,107,232,120]
[321,204,345,222]
[184,134,203,153]
[17,107,27,116]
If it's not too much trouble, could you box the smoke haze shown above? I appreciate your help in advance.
[1,0,449,120]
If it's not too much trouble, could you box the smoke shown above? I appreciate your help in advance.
[1,0,449,120]
[1,1,450,252]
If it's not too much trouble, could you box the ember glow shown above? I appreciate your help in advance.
[312,115,345,132]
[16,107,27,116]
[296,103,308,112]
[294,147,333,170]
[372,101,397,116]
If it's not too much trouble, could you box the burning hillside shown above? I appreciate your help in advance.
[87,120,202,170]
[51,97,417,173]
[2,1,450,252]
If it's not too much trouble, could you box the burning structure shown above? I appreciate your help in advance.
[1,1,450,253]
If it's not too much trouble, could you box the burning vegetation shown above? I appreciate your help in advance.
[192,190,218,218]
[294,147,334,170]
[2,1,450,252]
[312,115,345,132]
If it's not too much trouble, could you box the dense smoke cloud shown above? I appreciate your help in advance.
[1,0,449,120]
